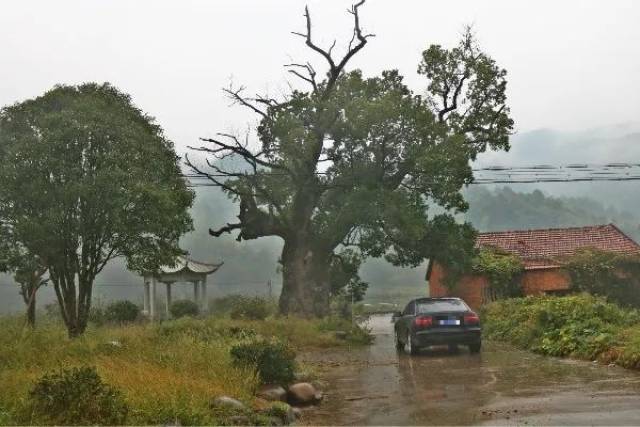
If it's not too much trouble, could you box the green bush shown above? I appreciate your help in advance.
[230,296,272,320]
[483,294,640,359]
[170,299,200,318]
[26,366,128,425]
[230,338,296,385]
[209,295,247,316]
[103,300,140,324]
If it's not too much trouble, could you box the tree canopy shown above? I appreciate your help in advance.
[188,2,513,317]
[0,83,194,336]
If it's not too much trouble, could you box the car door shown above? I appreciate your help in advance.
[396,301,415,340]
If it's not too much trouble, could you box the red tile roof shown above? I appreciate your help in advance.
[476,224,640,270]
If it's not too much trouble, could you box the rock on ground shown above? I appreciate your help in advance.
[210,396,246,411]
[258,385,287,402]
[287,382,323,405]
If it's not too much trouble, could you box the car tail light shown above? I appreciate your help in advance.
[464,313,480,325]
[414,315,433,328]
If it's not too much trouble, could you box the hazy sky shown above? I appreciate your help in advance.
[0,0,639,154]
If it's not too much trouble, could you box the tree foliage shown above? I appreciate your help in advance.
[0,83,194,336]
[188,2,512,316]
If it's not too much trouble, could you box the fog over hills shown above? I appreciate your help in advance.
[2,123,640,313]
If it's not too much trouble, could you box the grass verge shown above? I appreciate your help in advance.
[482,293,640,368]
[0,314,369,425]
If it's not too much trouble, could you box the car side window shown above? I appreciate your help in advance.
[403,301,415,316]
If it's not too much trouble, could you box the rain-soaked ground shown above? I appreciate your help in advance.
[301,314,640,426]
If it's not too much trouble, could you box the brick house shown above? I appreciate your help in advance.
[427,224,640,310]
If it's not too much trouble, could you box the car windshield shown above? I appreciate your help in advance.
[416,300,466,314]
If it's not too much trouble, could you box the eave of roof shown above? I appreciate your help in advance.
[158,256,223,275]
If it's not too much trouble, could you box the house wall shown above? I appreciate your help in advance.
[428,262,572,310]
[520,269,571,294]
[428,262,489,310]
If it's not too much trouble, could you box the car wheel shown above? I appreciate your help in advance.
[407,332,419,355]
[448,344,458,353]
[394,330,405,352]
[469,342,481,354]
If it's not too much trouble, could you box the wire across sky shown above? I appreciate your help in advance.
[183,163,640,187]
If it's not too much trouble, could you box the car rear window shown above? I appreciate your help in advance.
[416,300,466,313]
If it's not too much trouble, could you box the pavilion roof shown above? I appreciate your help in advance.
[158,255,223,275]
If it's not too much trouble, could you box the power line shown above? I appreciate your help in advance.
[183,162,640,186]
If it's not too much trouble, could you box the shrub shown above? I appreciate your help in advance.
[230,338,296,385]
[209,295,247,316]
[103,300,140,324]
[564,249,640,307]
[483,294,640,359]
[26,366,128,425]
[230,296,272,320]
[170,299,200,318]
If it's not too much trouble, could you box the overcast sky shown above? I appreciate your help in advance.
[1,0,638,154]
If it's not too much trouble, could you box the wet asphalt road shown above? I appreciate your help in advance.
[302,314,640,426]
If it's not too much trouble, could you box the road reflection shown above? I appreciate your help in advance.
[303,314,640,426]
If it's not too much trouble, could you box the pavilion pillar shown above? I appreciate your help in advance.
[193,281,200,307]
[149,278,157,321]
[200,278,208,313]
[143,280,150,315]
[165,282,172,318]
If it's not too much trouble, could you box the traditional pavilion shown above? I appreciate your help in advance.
[142,256,223,320]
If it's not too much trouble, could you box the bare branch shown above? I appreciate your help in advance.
[293,5,337,72]
[210,223,242,237]
[285,62,319,92]
[188,133,288,172]
[223,86,268,119]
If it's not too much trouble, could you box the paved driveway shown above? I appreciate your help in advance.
[302,314,640,425]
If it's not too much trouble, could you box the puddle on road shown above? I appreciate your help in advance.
[301,314,640,426]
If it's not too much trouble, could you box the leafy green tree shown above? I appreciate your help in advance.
[0,223,48,327]
[188,2,512,317]
[0,83,194,337]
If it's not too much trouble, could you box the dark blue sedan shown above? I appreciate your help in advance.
[393,297,481,355]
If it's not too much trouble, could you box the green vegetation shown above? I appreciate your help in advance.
[563,248,640,307]
[90,300,141,326]
[26,366,128,426]
[482,294,640,368]
[0,312,370,425]
[0,83,194,337]
[170,299,200,318]
[230,338,296,385]
[464,187,639,241]
[187,1,512,318]
[471,248,524,298]
[229,296,274,321]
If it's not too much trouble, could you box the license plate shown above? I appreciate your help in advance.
[439,319,460,326]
